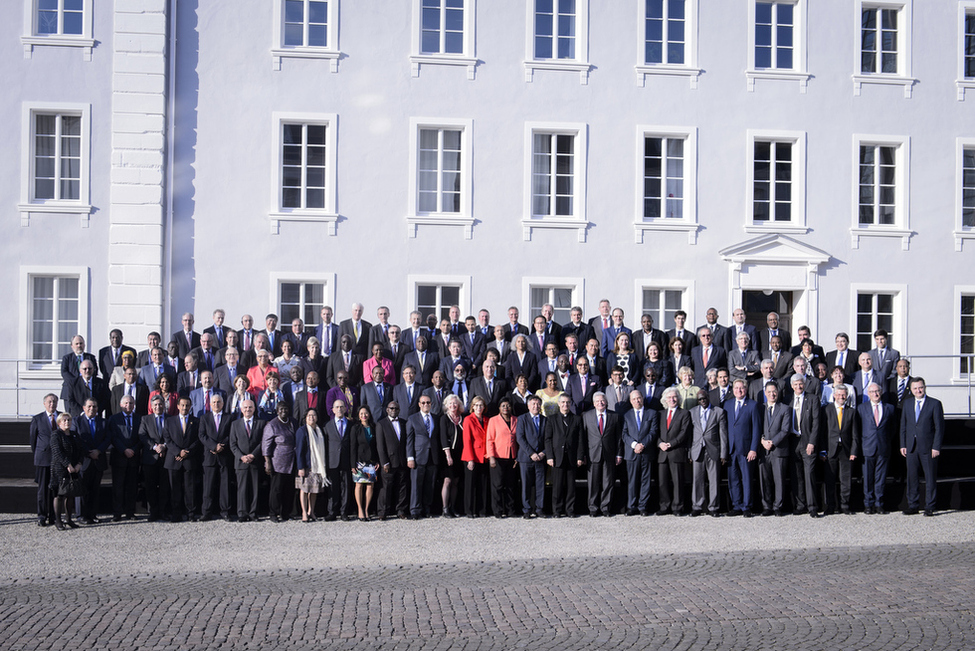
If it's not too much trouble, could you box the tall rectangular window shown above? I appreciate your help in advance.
[283,0,329,47]
[644,136,684,220]
[753,141,792,222]
[421,0,464,54]
[856,292,894,352]
[643,289,683,330]
[645,0,685,65]
[279,282,324,325]
[530,286,573,324]
[861,6,898,74]
[36,0,83,36]
[418,128,462,214]
[281,123,327,210]
[859,144,896,225]
[30,275,79,365]
[535,0,576,60]
[966,11,975,79]
[964,147,975,229]
[962,295,975,374]
[755,2,793,69]
[33,113,81,202]
[532,133,575,217]
[417,284,461,322]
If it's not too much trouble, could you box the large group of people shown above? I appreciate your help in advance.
[28,301,945,530]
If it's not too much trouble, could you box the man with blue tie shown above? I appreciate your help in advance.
[726,379,761,517]
[406,395,441,519]
[76,398,109,524]
[869,329,901,382]
[900,378,944,516]
[214,347,242,395]
[108,395,141,521]
[622,390,658,516]
[362,365,394,419]
[315,306,339,358]
[690,391,727,517]
[393,365,424,416]
[140,346,176,391]
[203,308,232,350]
[516,396,547,517]
[859,383,893,514]
[323,399,352,521]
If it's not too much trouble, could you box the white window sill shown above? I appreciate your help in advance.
[407,214,475,239]
[17,366,63,381]
[746,69,811,93]
[271,48,341,72]
[850,226,914,250]
[409,55,478,80]
[852,74,917,98]
[953,229,975,252]
[521,217,588,242]
[269,211,338,235]
[635,65,702,89]
[957,79,975,101]
[22,35,95,61]
[633,220,700,244]
[524,60,592,85]
[18,203,93,228]
[745,223,810,236]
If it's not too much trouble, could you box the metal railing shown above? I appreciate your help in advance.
[901,354,975,418]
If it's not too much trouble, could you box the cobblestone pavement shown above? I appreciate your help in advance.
[2,513,974,650]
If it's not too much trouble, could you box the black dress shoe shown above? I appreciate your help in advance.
[396,513,408,520]
[841,509,854,516]
[742,510,754,518]
[923,509,934,517]
[640,511,652,517]
[38,518,48,527]
[655,510,670,517]
[877,509,890,515]
[761,509,774,517]
[113,515,123,522]
[792,510,805,516]
[902,508,919,516]
[65,519,80,529]
[238,516,251,522]
[690,510,702,517]
[81,517,98,525]
[625,509,638,516]
[556,513,566,518]
[774,510,786,517]
[863,507,874,515]
[727,509,742,517]
[54,518,66,531]
[674,511,687,517]
[809,511,822,518]
[589,512,600,517]
[709,511,722,518]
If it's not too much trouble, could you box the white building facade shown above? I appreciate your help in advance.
[3,0,975,414]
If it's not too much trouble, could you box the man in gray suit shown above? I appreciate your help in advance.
[582,392,622,517]
[406,395,441,519]
[728,331,761,383]
[869,329,901,381]
[229,398,265,522]
[621,390,658,516]
[323,399,352,521]
[689,392,727,517]
[758,383,792,516]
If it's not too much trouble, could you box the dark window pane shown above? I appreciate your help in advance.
[306,188,325,208]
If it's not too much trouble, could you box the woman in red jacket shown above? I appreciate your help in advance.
[462,396,489,518]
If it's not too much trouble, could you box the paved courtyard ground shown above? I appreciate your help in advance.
[2,512,974,649]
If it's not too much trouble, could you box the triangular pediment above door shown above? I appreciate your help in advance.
[719,234,830,266]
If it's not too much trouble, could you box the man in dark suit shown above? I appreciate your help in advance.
[163,396,202,521]
[582,393,622,516]
[656,387,692,516]
[726,379,761,516]
[527,315,556,359]
[825,333,859,384]
[392,365,424,416]
[588,299,613,346]
[460,316,487,371]
[666,310,696,353]
[402,311,429,352]
[562,306,594,352]
[313,306,340,357]
[516,396,547,517]
[545,394,585,517]
[632,314,668,361]
[190,333,219,373]
[384,326,408,378]
[136,332,162,369]
[199,393,234,521]
[60,335,97,408]
[203,308,233,349]
[710,368,733,406]
[108,395,141,521]
[214,347,244,395]
[403,335,439,387]
[869,329,901,382]
[788,373,823,517]
[140,346,176,390]
[406,395,440,518]
[139,395,171,521]
[229,398,265,522]
[789,326,827,361]
[690,327,727,388]
[323,399,352,520]
[768,335,795,380]
[237,314,258,354]
[502,306,530,342]
[29,393,60,526]
[698,308,731,358]
[338,303,372,357]
[853,352,881,405]
[292,370,326,424]
[170,312,202,361]
[176,354,202,398]
[111,366,149,417]
[97,329,137,379]
[438,339,471,382]
[639,368,667,412]
[361,365,394,419]
[600,308,633,358]
[758,311,791,358]
[859,382,893,514]
[728,332,761,384]
[887,359,913,411]
[564,357,600,415]
[469,359,506,417]
[257,314,283,358]
[758,383,792,516]
[67,360,109,418]
[823,385,860,515]
[899,377,944,516]
[621,389,658,516]
[689,392,727,517]
[376,402,410,519]
[725,308,758,353]
[75,398,109,524]
[421,371,450,417]
[326,335,363,388]
[749,360,782,405]
[367,306,392,353]
[539,303,562,346]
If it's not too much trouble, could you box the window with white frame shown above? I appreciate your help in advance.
[964,145,975,229]
[271,113,338,232]
[29,274,80,367]
[855,291,896,352]
[858,143,897,226]
[534,0,577,60]
[644,0,685,65]
[643,135,685,220]
[527,124,587,223]
[420,0,465,54]
[853,1,914,96]
[754,1,795,70]
[746,131,806,230]
[642,288,683,329]
[20,104,90,220]
[279,281,325,325]
[272,0,340,71]
[964,6,975,79]
[408,118,473,237]
[530,286,575,324]
[961,293,975,374]
[35,0,84,36]
[417,284,461,322]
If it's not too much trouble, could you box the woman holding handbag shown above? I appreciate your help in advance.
[50,413,84,531]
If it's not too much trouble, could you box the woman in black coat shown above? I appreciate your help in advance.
[350,406,379,521]
[50,413,84,530]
